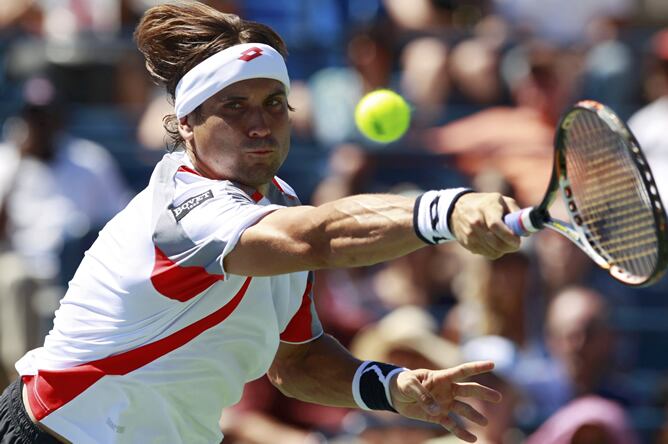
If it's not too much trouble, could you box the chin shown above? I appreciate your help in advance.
[243,173,278,189]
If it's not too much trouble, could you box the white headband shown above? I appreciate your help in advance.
[174,43,290,119]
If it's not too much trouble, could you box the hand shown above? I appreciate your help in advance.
[450,192,521,259]
[388,361,502,443]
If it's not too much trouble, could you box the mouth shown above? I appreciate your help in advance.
[246,150,274,156]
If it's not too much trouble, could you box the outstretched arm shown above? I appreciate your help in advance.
[225,191,521,276]
[268,335,501,443]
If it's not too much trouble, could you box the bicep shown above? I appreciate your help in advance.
[224,205,327,276]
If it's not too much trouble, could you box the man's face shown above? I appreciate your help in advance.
[183,78,291,190]
[547,292,611,392]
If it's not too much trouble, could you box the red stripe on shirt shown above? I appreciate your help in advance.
[272,178,297,200]
[23,277,253,421]
[279,280,314,342]
[177,165,202,176]
[251,191,263,202]
[271,178,284,192]
[151,246,225,301]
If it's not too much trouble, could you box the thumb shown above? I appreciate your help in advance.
[398,373,441,416]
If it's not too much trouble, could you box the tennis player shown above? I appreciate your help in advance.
[0,2,521,443]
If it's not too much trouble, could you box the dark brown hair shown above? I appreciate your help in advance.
[134,1,288,151]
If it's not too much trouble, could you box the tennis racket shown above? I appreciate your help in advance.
[504,100,668,286]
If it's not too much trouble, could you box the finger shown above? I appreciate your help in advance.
[480,229,515,255]
[466,238,504,260]
[489,219,521,251]
[452,400,488,426]
[400,372,442,416]
[454,382,503,403]
[454,208,507,259]
[440,415,477,443]
[482,207,521,251]
[455,232,499,260]
[466,223,506,259]
[502,196,521,213]
[447,361,495,381]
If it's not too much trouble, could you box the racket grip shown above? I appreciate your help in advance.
[504,207,541,237]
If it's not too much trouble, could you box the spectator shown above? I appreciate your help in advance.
[545,286,635,406]
[426,335,525,444]
[490,0,633,46]
[526,395,640,444]
[443,248,571,427]
[443,250,531,345]
[628,28,668,201]
[399,36,450,127]
[0,76,130,384]
[350,305,461,371]
[421,40,579,207]
[308,21,396,146]
[342,305,462,444]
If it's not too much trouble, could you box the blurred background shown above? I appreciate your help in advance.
[0,0,668,443]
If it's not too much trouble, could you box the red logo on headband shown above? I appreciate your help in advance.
[239,47,263,62]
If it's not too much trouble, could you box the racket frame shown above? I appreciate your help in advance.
[531,100,668,286]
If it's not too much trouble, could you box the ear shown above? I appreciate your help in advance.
[178,116,194,143]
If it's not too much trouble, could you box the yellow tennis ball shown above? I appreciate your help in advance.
[355,89,411,143]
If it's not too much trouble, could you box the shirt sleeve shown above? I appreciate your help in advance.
[153,180,283,280]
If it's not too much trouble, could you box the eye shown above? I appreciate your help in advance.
[223,101,244,110]
[266,96,286,108]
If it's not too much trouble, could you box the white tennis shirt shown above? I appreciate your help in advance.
[16,150,323,443]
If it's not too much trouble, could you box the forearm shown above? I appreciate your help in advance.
[306,194,424,267]
[267,334,361,408]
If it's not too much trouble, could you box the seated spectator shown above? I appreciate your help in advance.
[350,305,461,371]
[526,395,640,444]
[443,250,532,346]
[628,27,668,200]
[0,76,130,384]
[421,40,580,207]
[534,229,594,301]
[443,248,573,427]
[545,286,636,407]
[308,21,395,147]
[341,306,463,443]
[425,335,525,444]
[399,36,450,127]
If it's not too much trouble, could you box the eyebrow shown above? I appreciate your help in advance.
[218,88,287,102]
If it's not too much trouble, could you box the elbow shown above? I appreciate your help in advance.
[267,360,298,399]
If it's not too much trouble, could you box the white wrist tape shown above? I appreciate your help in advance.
[174,42,291,119]
[413,188,473,244]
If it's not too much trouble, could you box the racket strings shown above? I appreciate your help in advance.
[568,114,657,274]
[564,111,658,279]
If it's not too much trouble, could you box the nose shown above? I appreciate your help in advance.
[247,109,271,139]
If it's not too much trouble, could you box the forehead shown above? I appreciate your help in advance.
[215,78,286,98]
[548,293,601,331]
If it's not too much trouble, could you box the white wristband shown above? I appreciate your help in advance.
[413,188,473,244]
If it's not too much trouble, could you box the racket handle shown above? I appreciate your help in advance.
[504,207,542,237]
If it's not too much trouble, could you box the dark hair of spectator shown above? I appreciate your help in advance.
[133,1,288,151]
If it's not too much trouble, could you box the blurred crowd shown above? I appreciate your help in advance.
[1,0,668,443]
